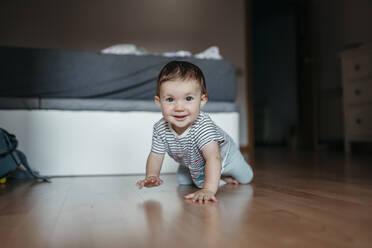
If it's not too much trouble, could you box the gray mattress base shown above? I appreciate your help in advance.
[0,98,239,113]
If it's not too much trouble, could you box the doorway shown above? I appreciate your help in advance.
[251,0,316,149]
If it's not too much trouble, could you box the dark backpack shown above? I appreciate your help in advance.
[0,128,50,182]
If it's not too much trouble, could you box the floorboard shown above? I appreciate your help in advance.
[1,148,371,248]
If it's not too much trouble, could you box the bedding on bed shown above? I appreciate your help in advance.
[101,44,223,60]
[0,46,236,102]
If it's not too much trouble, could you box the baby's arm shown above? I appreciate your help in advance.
[184,141,221,203]
[136,152,165,189]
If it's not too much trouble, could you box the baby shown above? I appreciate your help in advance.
[136,61,253,203]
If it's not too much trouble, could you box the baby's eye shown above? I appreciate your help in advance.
[166,97,174,102]
[185,96,193,101]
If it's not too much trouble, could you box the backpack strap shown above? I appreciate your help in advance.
[0,128,17,156]
[10,150,50,182]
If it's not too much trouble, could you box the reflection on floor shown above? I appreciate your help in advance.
[1,148,371,248]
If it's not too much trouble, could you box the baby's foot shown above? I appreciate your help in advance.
[221,176,239,185]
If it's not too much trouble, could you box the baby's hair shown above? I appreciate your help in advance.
[156,61,207,97]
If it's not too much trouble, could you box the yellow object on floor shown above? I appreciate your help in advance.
[0,177,7,184]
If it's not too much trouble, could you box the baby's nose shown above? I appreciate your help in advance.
[174,100,184,111]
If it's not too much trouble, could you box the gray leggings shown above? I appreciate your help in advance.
[177,143,254,186]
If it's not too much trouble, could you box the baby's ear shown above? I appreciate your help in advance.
[200,94,208,108]
[154,96,161,108]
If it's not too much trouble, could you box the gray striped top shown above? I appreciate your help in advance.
[151,111,232,187]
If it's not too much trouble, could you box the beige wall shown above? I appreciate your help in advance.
[0,0,250,145]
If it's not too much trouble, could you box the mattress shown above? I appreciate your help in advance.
[0,46,237,102]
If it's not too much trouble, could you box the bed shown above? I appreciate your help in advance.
[0,46,240,176]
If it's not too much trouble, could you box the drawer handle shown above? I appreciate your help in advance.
[354,64,360,71]
[356,118,362,125]
[354,89,361,96]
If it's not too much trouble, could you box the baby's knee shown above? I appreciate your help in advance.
[177,174,193,185]
[176,166,193,185]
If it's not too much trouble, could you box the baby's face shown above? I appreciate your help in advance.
[155,79,207,135]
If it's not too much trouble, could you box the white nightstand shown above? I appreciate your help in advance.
[340,43,372,153]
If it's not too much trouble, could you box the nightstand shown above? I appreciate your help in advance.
[340,43,372,153]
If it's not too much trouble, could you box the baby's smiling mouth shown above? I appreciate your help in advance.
[173,115,187,121]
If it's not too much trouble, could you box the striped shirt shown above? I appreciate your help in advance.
[151,111,233,187]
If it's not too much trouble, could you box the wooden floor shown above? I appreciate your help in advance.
[1,148,372,248]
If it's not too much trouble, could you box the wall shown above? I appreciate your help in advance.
[309,0,372,142]
[0,0,250,145]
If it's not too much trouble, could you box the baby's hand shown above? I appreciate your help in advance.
[136,176,163,189]
[184,189,218,203]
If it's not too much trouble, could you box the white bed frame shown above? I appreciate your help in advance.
[0,110,239,176]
